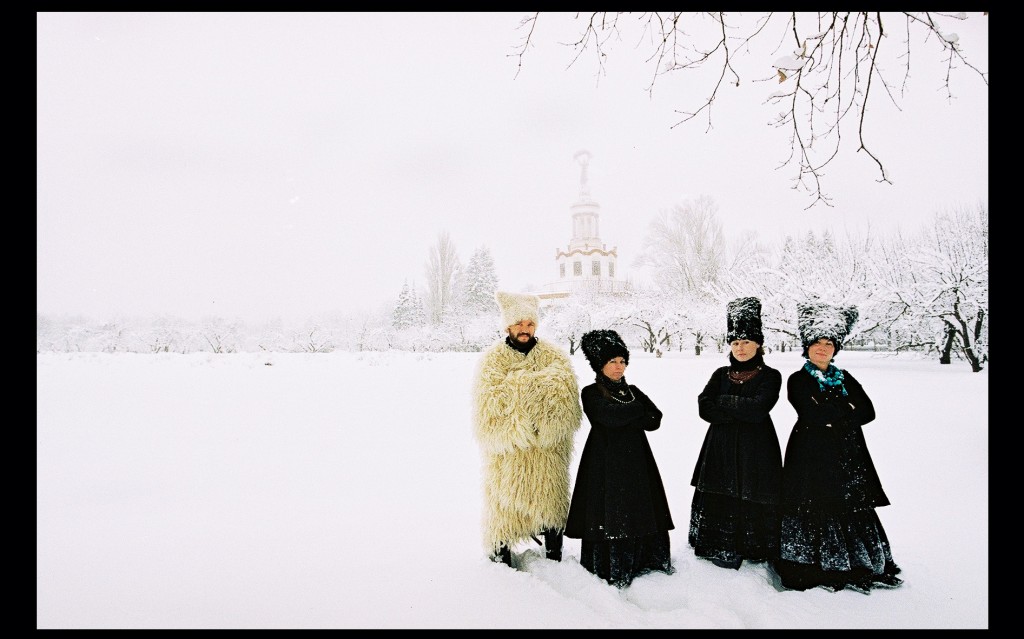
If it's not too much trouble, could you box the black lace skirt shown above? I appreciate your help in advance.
[688,489,780,563]
[773,504,899,590]
[579,531,672,588]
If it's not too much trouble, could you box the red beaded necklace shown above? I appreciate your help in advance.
[727,366,762,384]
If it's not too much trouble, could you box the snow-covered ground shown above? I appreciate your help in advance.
[36,349,988,628]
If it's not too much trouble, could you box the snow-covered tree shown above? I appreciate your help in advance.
[143,314,189,353]
[701,231,779,350]
[609,288,689,354]
[424,231,463,326]
[543,297,595,355]
[252,317,288,353]
[293,325,335,353]
[409,287,426,328]
[720,231,773,288]
[897,204,988,371]
[198,316,244,353]
[33,201,986,363]
[37,313,96,353]
[630,196,732,354]
[635,196,726,302]
[392,280,422,330]
[753,228,877,349]
[462,246,500,316]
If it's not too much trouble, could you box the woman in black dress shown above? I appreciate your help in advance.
[689,297,783,570]
[565,329,674,587]
[773,302,903,593]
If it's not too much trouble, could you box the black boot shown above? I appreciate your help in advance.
[711,557,742,570]
[543,528,563,561]
[491,543,512,567]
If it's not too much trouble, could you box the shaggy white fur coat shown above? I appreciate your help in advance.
[472,338,583,554]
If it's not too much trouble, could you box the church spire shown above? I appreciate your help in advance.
[539,150,626,298]
[573,149,592,200]
[568,150,600,250]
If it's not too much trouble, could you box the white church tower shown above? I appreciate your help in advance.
[539,150,628,299]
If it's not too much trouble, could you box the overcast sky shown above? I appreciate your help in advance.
[36,12,989,323]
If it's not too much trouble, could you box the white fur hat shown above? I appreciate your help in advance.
[495,291,540,328]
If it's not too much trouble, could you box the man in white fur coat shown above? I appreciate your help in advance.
[472,291,583,567]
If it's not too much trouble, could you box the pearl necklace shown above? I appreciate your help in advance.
[608,385,635,403]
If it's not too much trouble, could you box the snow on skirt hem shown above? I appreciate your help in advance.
[688,488,780,563]
[775,504,900,591]
[580,531,673,588]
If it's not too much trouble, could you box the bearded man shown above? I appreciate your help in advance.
[471,291,582,567]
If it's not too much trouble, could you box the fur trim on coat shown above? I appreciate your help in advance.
[472,337,583,554]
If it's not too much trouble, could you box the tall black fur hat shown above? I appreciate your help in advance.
[580,329,630,373]
[797,302,859,356]
[726,297,764,345]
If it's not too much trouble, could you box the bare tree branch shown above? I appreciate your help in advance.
[512,12,987,208]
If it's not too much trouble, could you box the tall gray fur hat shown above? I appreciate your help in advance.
[726,297,764,344]
[797,302,858,355]
[495,291,540,329]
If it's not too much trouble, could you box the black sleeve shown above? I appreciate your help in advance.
[787,370,847,428]
[631,386,663,432]
[836,370,876,428]
[716,368,781,422]
[582,384,658,430]
[697,369,733,424]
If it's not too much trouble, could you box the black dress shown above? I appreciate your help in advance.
[689,353,783,568]
[773,362,902,592]
[564,374,674,587]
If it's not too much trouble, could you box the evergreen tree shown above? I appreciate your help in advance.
[392,280,419,330]
[462,246,500,315]
[408,285,426,328]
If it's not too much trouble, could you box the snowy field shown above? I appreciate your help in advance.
[36,349,988,628]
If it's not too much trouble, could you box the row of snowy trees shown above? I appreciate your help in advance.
[36,234,508,357]
[37,200,987,370]
[541,198,986,371]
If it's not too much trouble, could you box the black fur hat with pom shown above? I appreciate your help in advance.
[580,329,630,373]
